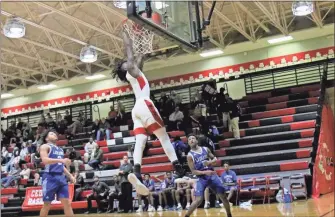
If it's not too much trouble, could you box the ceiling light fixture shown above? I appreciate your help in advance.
[80,45,98,63]
[3,17,25,38]
[292,1,314,16]
[113,1,127,9]
[155,2,169,10]
[200,49,224,57]
[1,93,14,99]
[267,36,293,44]
[38,84,57,90]
[85,74,106,80]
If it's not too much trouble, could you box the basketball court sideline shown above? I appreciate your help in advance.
[42,192,334,217]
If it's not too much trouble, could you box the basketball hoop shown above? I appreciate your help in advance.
[123,19,154,54]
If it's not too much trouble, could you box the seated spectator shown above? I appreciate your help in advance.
[67,147,84,173]
[46,113,54,123]
[73,172,85,201]
[136,174,156,212]
[88,145,103,170]
[31,146,41,167]
[1,147,9,165]
[227,97,241,139]
[56,119,67,135]
[168,106,184,131]
[127,144,134,165]
[6,147,20,172]
[115,101,126,126]
[108,105,117,127]
[64,110,73,126]
[221,162,237,206]
[20,163,31,179]
[36,123,48,146]
[170,90,182,107]
[19,142,29,162]
[22,123,33,141]
[107,175,122,213]
[175,178,191,210]
[85,175,110,214]
[1,163,21,188]
[160,171,177,210]
[33,172,41,186]
[84,138,97,163]
[97,118,111,141]
[91,119,101,140]
[56,113,63,124]
[16,118,24,131]
[118,156,133,213]
[38,114,46,124]
[67,117,83,136]
[172,136,188,163]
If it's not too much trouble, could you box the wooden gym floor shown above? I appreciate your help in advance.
[46,192,334,217]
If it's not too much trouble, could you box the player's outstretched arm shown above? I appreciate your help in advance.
[64,167,76,184]
[205,147,218,167]
[40,144,67,165]
[122,31,140,78]
[135,54,145,71]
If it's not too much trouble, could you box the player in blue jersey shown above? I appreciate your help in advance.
[39,130,76,217]
[184,134,232,217]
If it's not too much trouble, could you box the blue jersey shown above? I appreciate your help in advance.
[143,179,155,191]
[44,143,64,173]
[188,147,212,172]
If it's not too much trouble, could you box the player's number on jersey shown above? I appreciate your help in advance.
[57,156,63,165]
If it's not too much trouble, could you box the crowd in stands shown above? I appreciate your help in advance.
[0,80,243,214]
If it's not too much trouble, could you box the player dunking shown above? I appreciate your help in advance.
[112,30,185,196]
[185,134,232,217]
[39,130,76,217]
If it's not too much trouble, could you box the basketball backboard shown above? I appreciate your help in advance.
[126,1,207,51]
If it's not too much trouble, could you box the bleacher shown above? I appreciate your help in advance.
[1,59,334,215]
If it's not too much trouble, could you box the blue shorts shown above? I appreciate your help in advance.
[194,174,225,197]
[42,173,69,202]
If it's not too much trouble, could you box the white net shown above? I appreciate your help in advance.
[123,21,154,54]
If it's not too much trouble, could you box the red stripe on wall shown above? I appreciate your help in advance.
[280,161,309,171]
[296,149,311,158]
[1,47,333,115]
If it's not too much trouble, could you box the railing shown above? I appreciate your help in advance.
[243,59,334,94]
[2,58,334,126]
[311,61,329,163]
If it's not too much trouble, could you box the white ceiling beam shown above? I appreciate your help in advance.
[1,48,87,76]
[34,3,123,43]
[38,2,88,18]
[311,2,323,28]
[254,1,289,35]
[1,34,111,70]
[235,2,271,33]
[203,2,256,42]
[1,63,41,84]
[1,10,122,59]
